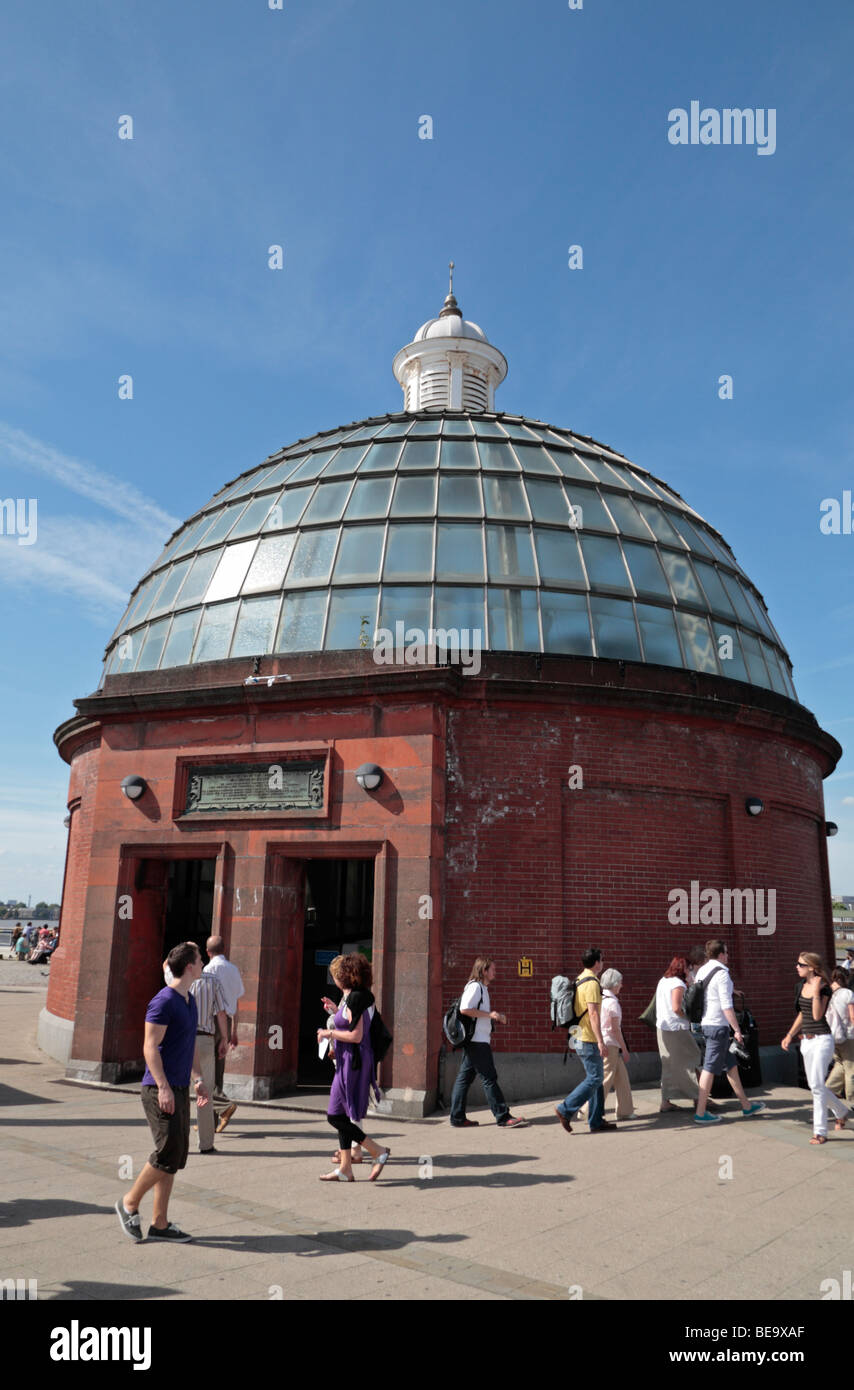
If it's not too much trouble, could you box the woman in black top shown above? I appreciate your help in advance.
[782,951,850,1144]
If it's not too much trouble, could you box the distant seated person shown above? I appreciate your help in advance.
[15,933,29,960]
[29,930,58,965]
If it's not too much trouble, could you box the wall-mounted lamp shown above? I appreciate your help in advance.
[354,763,384,792]
[745,797,764,817]
[121,774,147,801]
[826,822,839,837]
[63,815,71,828]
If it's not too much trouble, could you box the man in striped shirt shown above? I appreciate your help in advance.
[190,969,228,1154]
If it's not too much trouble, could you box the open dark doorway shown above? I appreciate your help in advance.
[162,859,216,961]
[298,858,374,1083]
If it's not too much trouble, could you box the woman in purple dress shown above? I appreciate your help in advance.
[317,953,391,1182]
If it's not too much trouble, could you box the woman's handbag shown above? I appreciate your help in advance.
[638,992,657,1030]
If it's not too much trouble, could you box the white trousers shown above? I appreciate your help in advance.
[801,1034,849,1137]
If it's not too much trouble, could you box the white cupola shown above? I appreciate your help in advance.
[392,264,508,413]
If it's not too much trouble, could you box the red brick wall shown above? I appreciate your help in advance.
[443,702,833,1055]
[48,740,100,1023]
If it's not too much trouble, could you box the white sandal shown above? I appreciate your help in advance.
[319,1168,354,1182]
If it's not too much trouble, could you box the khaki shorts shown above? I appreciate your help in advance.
[141,1085,190,1174]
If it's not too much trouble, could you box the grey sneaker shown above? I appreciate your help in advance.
[146,1222,192,1242]
[115,1199,143,1242]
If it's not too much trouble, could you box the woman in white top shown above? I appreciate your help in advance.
[656,956,701,1112]
[826,966,854,1111]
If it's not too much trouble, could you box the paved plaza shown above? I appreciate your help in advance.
[1,961,851,1302]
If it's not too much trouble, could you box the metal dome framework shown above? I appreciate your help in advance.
[102,410,796,700]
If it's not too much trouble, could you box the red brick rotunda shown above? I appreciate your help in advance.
[42,286,841,1116]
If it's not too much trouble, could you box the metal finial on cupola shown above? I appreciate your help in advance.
[439,259,462,319]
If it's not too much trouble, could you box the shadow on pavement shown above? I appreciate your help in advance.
[192,1227,466,1257]
[381,1172,574,1188]
[0,1083,60,1107]
[0,1198,110,1227]
[44,1281,178,1301]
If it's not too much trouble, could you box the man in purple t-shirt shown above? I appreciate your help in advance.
[115,941,210,1243]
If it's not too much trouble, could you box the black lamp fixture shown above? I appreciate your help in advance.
[121,774,147,801]
[354,763,384,792]
[745,797,764,817]
[826,822,839,837]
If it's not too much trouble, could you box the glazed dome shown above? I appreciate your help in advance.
[102,408,796,701]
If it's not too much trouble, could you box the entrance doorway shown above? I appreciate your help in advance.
[163,859,216,960]
[298,858,374,1082]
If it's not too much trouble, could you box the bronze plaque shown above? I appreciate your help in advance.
[184,761,324,814]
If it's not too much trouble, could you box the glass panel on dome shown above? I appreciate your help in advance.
[121,576,158,630]
[718,571,759,627]
[384,523,434,580]
[224,463,281,502]
[342,426,379,443]
[690,526,730,566]
[780,661,797,700]
[669,515,715,558]
[263,485,313,531]
[322,445,367,477]
[134,618,170,672]
[276,590,327,652]
[693,561,736,617]
[581,457,631,491]
[175,548,222,607]
[325,588,380,648]
[436,524,485,581]
[434,585,486,640]
[739,630,772,687]
[192,601,239,663]
[333,525,385,582]
[228,494,279,539]
[738,584,776,640]
[359,442,403,472]
[486,525,536,583]
[407,420,442,437]
[149,559,192,616]
[261,456,305,490]
[483,475,528,521]
[634,502,684,546]
[198,502,249,548]
[229,597,280,658]
[541,590,593,655]
[390,474,437,516]
[622,541,672,598]
[510,443,560,476]
[605,464,660,497]
[564,488,617,533]
[472,420,507,438]
[287,450,338,484]
[160,608,202,668]
[660,549,704,605]
[112,629,142,673]
[591,597,641,660]
[636,604,683,666]
[439,438,478,469]
[442,417,474,437]
[242,534,297,593]
[301,480,354,526]
[286,529,338,584]
[501,422,542,442]
[525,479,571,524]
[377,585,432,635]
[438,474,483,516]
[399,439,439,469]
[345,476,394,519]
[376,420,412,438]
[549,450,599,483]
[710,622,749,682]
[760,642,788,696]
[488,587,540,651]
[534,528,586,587]
[476,440,518,472]
[675,612,718,673]
[604,494,654,539]
[171,513,222,560]
[204,541,259,603]
[579,535,632,591]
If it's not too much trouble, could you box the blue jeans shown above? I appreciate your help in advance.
[557,1042,605,1130]
[450,1042,510,1125]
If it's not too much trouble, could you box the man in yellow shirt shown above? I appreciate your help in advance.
[554,948,616,1134]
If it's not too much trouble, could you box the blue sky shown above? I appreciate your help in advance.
[1,0,852,901]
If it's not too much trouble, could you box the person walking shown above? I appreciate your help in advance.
[316,953,392,1180]
[554,948,614,1135]
[599,968,634,1120]
[115,941,210,1243]
[203,935,244,1135]
[656,956,701,1113]
[694,941,766,1125]
[782,952,851,1144]
[826,967,854,1108]
[449,957,529,1130]
[189,967,228,1154]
